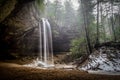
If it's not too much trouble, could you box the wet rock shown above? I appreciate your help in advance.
[0,0,41,57]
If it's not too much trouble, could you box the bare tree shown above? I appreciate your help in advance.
[81,0,92,54]
[96,0,100,45]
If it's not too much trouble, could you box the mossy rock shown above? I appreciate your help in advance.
[0,0,17,23]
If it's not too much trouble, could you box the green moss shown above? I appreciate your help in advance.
[36,0,44,11]
[70,38,87,59]
[0,0,17,22]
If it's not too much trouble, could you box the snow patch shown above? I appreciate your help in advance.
[79,47,120,72]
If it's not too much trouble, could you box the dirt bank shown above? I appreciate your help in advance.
[0,62,120,80]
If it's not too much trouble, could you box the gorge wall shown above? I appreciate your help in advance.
[0,0,41,59]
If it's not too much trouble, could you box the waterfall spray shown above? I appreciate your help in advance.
[38,18,54,67]
[24,18,54,68]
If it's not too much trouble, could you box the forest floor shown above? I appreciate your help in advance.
[0,61,120,80]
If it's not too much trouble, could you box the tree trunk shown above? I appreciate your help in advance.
[81,0,92,54]
[100,2,106,42]
[111,0,116,41]
[96,0,100,45]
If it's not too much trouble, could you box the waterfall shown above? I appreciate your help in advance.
[38,18,54,67]
[24,18,54,68]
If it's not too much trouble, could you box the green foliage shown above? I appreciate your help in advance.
[70,38,86,59]
[36,0,44,11]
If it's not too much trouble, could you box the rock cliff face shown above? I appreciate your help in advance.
[0,0,41,58]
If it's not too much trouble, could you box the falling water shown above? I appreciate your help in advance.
[24,18,54,68]
[38,18,54,67]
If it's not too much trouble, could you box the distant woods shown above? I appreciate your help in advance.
[43,0,120,59]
